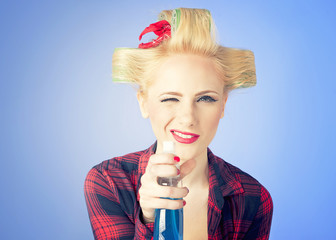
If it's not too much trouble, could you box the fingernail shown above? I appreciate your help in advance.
[183,200,186,206]
[177,169,180,175]
[174,156,180,162]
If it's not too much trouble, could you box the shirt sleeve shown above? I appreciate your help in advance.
[244,186,273,240]
[84,167,154,240]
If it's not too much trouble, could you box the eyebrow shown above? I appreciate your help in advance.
[159,90,220,97]
[195,90,220,96]
[159,92,183,97]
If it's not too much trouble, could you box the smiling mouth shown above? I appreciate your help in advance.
[170,130,200,144]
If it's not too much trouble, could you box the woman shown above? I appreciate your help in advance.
[85,8,273,240]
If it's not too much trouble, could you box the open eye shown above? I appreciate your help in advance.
[197,95,217,102]
[161,97,179,103]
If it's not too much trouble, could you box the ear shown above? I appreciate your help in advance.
[220,94,228,119]
[137,91,149,119]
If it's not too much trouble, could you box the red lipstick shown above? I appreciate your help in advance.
[170,129,200,144]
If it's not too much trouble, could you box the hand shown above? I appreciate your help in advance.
[138,153,196,223]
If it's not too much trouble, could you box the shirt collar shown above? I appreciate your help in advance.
[207,148,244,210]
[138,142,157,176]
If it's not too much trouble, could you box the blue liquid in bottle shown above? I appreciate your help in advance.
[153,141,183,240]
[153,207,183,240]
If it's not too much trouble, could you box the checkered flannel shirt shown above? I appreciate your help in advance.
[84,143,273,239]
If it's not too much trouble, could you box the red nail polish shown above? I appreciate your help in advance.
[177,169,180,175]
[174,156,180,162]
[183,200,186,206]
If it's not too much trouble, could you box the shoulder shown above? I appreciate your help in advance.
[92,149,144,175]
[85,148,148,193]
[210,153,273,235]
[84,149,151,227]
[224,161,273,236]
[213,154,271,198]
[225,160,270,197]
[213,154,273,217]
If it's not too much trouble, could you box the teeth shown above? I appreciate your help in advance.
[174,131,194,139]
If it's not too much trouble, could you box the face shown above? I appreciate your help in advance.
[137,54,228,161]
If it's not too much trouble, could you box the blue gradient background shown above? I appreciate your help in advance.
[1,1,335,239]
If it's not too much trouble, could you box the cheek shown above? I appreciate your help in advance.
[202,108,223,132]
[148,103,163,120]
[148,101,176,118]
[147,103,173,130]
[147,105,160,128]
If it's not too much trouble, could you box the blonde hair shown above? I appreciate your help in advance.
[112,8,256,94]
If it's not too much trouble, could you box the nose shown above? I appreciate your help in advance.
[177,101,197,127]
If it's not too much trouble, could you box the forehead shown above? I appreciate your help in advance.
[148,54,223,93]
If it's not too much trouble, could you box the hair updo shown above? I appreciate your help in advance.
[112,8,256,94]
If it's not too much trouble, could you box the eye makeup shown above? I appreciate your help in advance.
[160,97,179,102]
[160,95,218,103]
[196,95,217,102]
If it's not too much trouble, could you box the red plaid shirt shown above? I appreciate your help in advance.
[84,143,273,239]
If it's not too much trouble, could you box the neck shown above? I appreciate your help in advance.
[181,149,209,189]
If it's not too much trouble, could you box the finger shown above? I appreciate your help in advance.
[147,153,177,167]
[155,185,189,199]
[180,158,196,180]
[140,197,185,210]
[140,208,155,223]
[139,179,188,198]
[150,164,179,178]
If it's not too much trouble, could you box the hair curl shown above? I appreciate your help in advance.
[112,8,256,94]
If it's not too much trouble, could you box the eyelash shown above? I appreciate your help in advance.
[197,96,217,102]
[160,96,217,103]
[161,98,179,102]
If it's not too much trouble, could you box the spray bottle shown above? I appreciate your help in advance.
[153,141,183,240]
